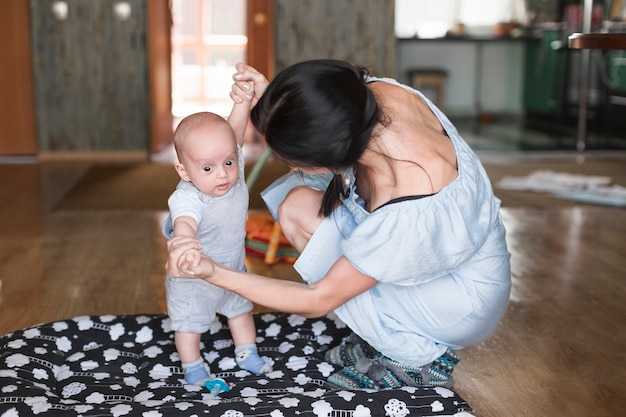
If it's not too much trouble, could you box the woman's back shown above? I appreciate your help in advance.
[358,81,459,211]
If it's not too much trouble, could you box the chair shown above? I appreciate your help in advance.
[407,68,448,110]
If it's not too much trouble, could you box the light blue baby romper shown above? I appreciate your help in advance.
[163,145,252,333]
[261,77,512,368]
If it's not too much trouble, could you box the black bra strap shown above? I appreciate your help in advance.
[374,193,436,211]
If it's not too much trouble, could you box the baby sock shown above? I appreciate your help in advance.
[182,357,211,386]
[234,343,272,375]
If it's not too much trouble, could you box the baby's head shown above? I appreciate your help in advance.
[173,112,240,197]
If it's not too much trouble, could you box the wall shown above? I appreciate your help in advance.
[274,0,396,77]
[272,0,524,117]
[397,39,526,117]
[30,0,150,153]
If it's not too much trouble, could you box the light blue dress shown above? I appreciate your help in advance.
[261,77,512,367]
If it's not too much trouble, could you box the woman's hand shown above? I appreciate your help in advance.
[166,236,201,277]
[230,63,269,107]
[177,248,202,275]
[178,249,217,280]
[166,236,218,281]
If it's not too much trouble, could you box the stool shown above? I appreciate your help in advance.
[407,68,448,110]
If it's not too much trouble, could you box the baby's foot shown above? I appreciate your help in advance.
[183,359,211,386]
[235,343,272,375]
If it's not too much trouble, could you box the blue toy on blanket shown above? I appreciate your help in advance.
[0,313,472,416]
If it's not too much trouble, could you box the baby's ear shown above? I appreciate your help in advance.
[174,160,191,181]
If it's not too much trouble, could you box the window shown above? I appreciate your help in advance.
[171,0,247,118]
[459,0,520,27]
[395,0,457,38]
[395,0,526,38]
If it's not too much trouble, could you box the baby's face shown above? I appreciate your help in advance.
[179,127,239,197]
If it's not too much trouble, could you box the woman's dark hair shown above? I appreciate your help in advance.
[251,59,382,217]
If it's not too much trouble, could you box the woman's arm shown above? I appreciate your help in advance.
[169,241,378,318]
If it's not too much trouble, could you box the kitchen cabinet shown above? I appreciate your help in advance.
[523,29,568,117]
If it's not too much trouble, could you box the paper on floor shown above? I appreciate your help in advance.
[496,170,612,193]
[553,185,626,207]
[496,170,626,207]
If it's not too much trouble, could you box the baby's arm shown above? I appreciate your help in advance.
[228,62,270,148]
[167,215,202,275]
[228,100,251,149]
[227,63,253,148]
[172,215,198,240]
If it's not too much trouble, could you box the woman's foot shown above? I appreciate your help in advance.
[327,348,460,390]
[325,333,379,367]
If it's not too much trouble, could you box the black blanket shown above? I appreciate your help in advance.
[0,313,472,416]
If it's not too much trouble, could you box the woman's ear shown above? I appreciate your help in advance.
[174,160,191,181]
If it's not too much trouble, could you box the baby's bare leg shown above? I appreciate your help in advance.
[176,332,211,385]
[228,312,257,346]
[176,332,202,362]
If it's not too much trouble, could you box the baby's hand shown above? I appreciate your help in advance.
[230,63,269,107]
[166,236,202,277]
[174,249,218,281]
[178,249,202,275]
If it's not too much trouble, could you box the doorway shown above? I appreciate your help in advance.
[161,0,273,159]
[170,0,247,120]
[0,1,273,157]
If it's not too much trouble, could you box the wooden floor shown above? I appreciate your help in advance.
[1,151,625,417]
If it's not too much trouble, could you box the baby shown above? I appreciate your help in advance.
[162,97,271,386]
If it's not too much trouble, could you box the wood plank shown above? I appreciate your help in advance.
[247,0,275,80]
[1,155,625,416]
[148,0,174,153]
[0,0,37,155]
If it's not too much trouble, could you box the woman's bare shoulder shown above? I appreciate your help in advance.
[369,81,437,123]
[369,81,458,193]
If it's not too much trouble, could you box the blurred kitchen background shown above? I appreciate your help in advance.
[1,0,624,158]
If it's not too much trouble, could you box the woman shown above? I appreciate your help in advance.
[167,60,511,390]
